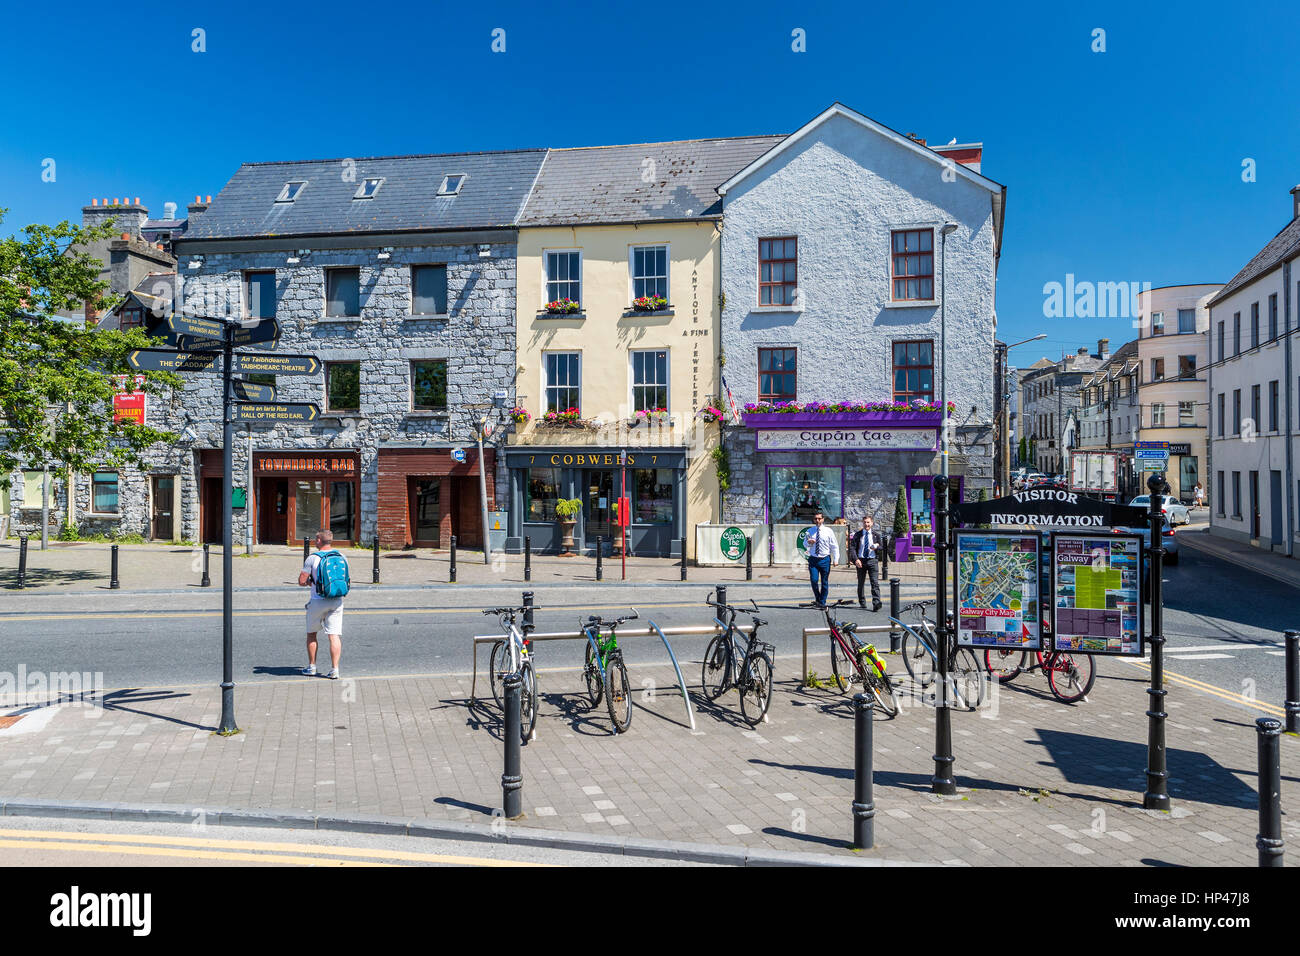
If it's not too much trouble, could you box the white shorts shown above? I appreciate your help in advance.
[306,600,344,636]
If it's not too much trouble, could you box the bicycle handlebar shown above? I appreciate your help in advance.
[899,600,937,613]
[582,609,640,629]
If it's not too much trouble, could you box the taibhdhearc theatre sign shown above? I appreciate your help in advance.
[953,489,1147,528]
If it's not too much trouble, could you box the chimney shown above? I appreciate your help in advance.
[163,201,177,220]
[905,132,927,147]
[1077,346,1088,355]
[187,194,210,225]
[1097,338,1110,359]
[1292,184,1300,219]
[83,196,147,237]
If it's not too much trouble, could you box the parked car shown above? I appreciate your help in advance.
[1128,494,1190,526]
[1113,514,1179,565]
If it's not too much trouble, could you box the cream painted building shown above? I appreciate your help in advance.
[503,137,781,557]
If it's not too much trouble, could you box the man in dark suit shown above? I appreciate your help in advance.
[849,515,882,611]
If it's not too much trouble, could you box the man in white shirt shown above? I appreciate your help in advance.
[849,515,882,611]
[805,511,839,607]
[298,529,345,679]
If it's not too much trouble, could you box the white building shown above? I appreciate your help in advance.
[1207,186,1300,552]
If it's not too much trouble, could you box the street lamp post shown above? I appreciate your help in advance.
[939,223,958,481]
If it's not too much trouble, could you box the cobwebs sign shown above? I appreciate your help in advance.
[754,428,936,451]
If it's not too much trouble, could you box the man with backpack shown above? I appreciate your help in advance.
[298,529,350,679]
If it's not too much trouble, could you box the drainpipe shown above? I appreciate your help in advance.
[1208,308,1216,533]
[1284,261,1294,557]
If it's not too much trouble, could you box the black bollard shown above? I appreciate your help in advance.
[524,536,532,582]
[523,590,534,632]
[596,536,603,581]
[715,584,727,609]
[852,693,876,849]
[110,544,120,590]
[889,578,901,652]
[745,535,753,581]
[1286,630,1300,734]
[449,535,457,584]
[502,672,523,820]
[303,538,310,563]
[1143,473,1170,811]
[880,534,890,579]
[680,537,687,581]
[931,474,955,795]
[372,536,380,584]
[1257,717,1284,867]
[201,543,211,588]
[17,535,28,589]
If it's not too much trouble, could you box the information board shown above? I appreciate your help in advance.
[1050,532,1145,656]
[953,530,1042,650]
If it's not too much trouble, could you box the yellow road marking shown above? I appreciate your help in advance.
[0,837,388,866]
[1122,658,1286,716]
[0,827,548,866]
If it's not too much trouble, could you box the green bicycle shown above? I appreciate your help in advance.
[579,611,638,733]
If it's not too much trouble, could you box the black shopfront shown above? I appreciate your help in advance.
[504,446,687,557]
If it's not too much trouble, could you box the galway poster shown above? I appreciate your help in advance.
[954,530,1042,650]
[1051,533,1144,656]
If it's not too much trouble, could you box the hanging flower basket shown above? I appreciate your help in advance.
[510,407,531,425]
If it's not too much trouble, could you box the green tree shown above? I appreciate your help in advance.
[892,485,908,537]
[1017,435,1027,465]
[1027,438,1037,466]
[0,211,177,487]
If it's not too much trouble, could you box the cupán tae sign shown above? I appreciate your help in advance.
[719,526,748,561]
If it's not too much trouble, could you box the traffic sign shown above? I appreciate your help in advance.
[162,330,222,351]
[231,379,275,402]
[233,402,320,423]
[229,319,280,348]
[230,353,320,377]
[167,313,229,341]
[1135,449,1169,460]
[127,349,220,373]
[1134,441,1170,450]
[451,448,466,463]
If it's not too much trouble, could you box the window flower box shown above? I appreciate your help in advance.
[631,295,668,312]
[544,299,581,315]
[537,407,598,430]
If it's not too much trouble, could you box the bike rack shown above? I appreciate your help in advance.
[471,624,752,732]
[800,624,894,685]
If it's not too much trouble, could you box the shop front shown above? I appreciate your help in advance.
[504,446,686,557]
[253,451,360,546]
[376,447,496,550]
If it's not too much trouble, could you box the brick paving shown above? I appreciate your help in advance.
[0,648,1291,865]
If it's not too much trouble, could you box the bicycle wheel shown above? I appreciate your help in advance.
[951,646,987,710]
[489,641,508,709]
[901,628,936,687]
[866,671,899,718]
[739,652,774,726]
[584,642,603,708]
[1046,652,1096,703]
[984,647,1026,683]
[519,660,538,743]
[702,635,730,700]
[830,638,855,693]
[605,653,633,733]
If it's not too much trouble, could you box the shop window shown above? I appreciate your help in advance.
[411,360,447,411]
[892,340,934,403]
[758,237,797,306]
[768,467,842,524]
[327,362,361,412]
[633,469,674,524]
[526,467,561,522]
[411,265,448,315]
[329,481,354,540]
[544,352,581,413]
[325,267,360,317]
[295,481,323,541]
[758,348,796,401]
[92,471,119,514]
[631,350,668,412]
[890,229,934,301]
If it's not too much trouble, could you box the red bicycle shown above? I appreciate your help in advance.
[802,600,899,717]
[983,644,1096,703]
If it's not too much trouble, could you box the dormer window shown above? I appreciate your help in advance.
[354,178,383,200]
[276,181,306,203]
[438,174,466,196]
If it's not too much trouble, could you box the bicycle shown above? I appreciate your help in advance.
[483,606,538,744]
[802,600,898,717]
[888,599,987,710]
[983,644,1096,703]
[579,611,637,733]
[702,593,775,726]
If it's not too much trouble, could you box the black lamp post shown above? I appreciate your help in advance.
[932,473,956,794]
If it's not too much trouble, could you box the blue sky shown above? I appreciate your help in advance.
[2,0,1297,367]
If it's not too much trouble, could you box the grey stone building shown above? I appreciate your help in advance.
[1020,340,1111,476]
[713,103,1006,562]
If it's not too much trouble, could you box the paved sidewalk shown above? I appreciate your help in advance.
[1179,528,1300,592]
[0,539,933,594]
[0,650,1291,866]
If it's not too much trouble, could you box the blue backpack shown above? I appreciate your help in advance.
[314,550,350,599]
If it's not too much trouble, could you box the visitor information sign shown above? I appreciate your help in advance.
[954,530,1042,650]
[1050,532,1145,656]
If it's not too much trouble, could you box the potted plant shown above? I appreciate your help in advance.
[892,486,909,563]
[510,406,531,426]
[697,406,724,424]
[631,294,668,312]
[555,497,583,554]
[544,298,581,315]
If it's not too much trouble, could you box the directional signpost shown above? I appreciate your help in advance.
[1134,441,1170,474]
[234,402,319,423]
[230,380,275,403]
[230,353,320,377]
[128,349,220,373]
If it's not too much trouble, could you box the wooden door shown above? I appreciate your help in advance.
[151,476,174,540]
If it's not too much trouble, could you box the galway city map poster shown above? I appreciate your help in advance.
[954,530,1042,650]
[1050,533,1145,656]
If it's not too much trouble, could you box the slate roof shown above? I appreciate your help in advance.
[517,136,785,226]
[181,150,549,241]
[97,273,176,331]
[1209,215,1300,306]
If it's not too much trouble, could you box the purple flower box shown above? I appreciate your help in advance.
[741,410,944,428]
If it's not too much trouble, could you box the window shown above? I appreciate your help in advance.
[119,308,142,330]
[768,466,843,523]
[243,271,276,319]
[353,178,383,199]
[92,471,119,514]
[545,251,581,304]
[1178,355,1196,380]
[1269,294,1279,340]
[326,362,360,412]
[758,348,797,401]
[1232,471,1241,517]
[1178,308,1195,334]
[1217,471,1225,516]
[1151,403,1165,427]
[1252,384,1261,432]
[890,229,934,301]
[411,360,447,411]
[630,246,668,301]
[630,350,668,412]
[276,181,306,203]
[438,174,466,195]
[1218,321,1225,361]
[326,268,360,317]
[247,373,275,388]
[1251,303,1260,347]
[633,469,674,524]
[1151,311,1164,336]
[1270,380,1279,432]
[411,265,448,315]
[526,468,561,522]
[1151,358,1164,382]
[892,340,935,403]
[1179,401,1195,426]
[758,237,798,306]
[1217,393,1225,436]
[544,352,580,413]
[1234,312,1241,355]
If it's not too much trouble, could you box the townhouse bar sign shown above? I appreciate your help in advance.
[255,455,357,475]
[754,427,936,451]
